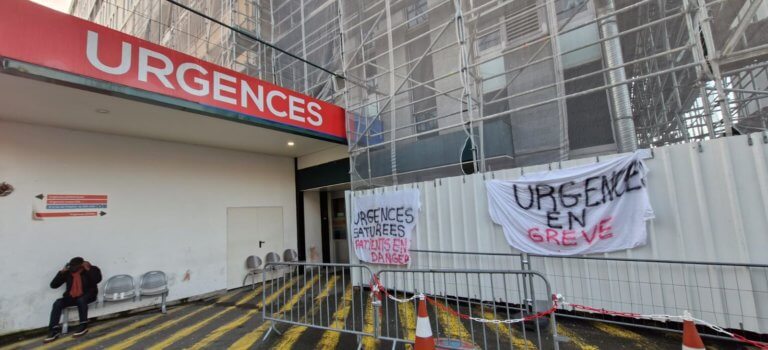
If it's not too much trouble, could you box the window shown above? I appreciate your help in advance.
[479,57,506,94]
[559,23,601,69]
[477,30,501,52]
[557,0,589,20]
[362,41,378,91]
[414,109,438,134]
[406,0,428,29]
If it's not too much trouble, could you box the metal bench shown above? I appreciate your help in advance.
[139,271,169,314]
[101,274,136,307]
[242,255,263,290]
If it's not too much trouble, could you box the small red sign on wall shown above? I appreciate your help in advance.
[33,194,109,219]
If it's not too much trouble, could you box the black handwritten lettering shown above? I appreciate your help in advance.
[536,184,557,211]
[559,181,580,208]
[584,176,601,207]
[514,184,535,210]
[567,208,586,230]
[546,211,562,229]
[612,168,626,197]
[625,161,642,192]
[600,175,614,204]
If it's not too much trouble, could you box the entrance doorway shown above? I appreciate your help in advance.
[226,207,284,289]
[319,191,349,263]
[330,192,349,263]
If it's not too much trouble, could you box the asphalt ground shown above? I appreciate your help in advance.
[0,274,757,350]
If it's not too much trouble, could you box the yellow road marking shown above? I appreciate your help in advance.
[478,306,536,349]
[189,309,260,349]
[227,320,272,350]
[41,290,241,350]
[227,276,325,350]
[434,300,475,344]
[361,296,379,350]
[271,325,307,350]
[191,275,323,350]
[270,276,340,350]
[397,295,416,350]
[314,276,340,302]
[316,285,354,350]
[2,289,239,350]
[66,313,167,350]
[146,278,298,350]
[557,324,598,350]
[103,285,268,350]
[0,313,141,350]
[592,322,658,349]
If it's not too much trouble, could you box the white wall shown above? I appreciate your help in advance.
[296,145,348,170]
[0,121,297,333]
[303,191,323,263]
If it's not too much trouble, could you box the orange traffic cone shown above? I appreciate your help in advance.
[415,295,435,350]
[682,311,705,350]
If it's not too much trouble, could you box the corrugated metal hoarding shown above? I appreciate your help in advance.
[347,133,768,332]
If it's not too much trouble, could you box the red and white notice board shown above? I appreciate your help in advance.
[33,194,108,219]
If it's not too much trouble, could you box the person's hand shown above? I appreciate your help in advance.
[61,264,69,273]
[83,261,91,270]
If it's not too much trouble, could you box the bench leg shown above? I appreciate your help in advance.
[61,309,69,334]
[161,294,167,314]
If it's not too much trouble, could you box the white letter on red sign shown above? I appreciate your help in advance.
[138,48,175,89]
[241,80,265,112]
[177,63,209,96]
[307,102,323,127]
[288,95,306,122]
[213,71,237,105]
[86,31,131,75]
[267,90,288,117]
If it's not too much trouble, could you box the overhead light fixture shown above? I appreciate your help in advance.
[95,108,110,114]
[287,141,295,147]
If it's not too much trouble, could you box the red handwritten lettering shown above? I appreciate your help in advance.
[598,217,614,239]
[525,217,614,247]
[528,228,544,242]
[562,230,577,246]
[545,228,561,245]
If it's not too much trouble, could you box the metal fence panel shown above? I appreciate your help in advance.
[260,262,377,342]
[529,255,768,333]
[374,268,559,350]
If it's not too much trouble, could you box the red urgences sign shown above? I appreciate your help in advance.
[0,0,346,141]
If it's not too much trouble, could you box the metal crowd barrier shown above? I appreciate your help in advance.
[258,255,767,347]
[408,249,768,340]
[259,262,560,349]
[374,268,560,350]
[528,255,768,337]
[260,262,378,345]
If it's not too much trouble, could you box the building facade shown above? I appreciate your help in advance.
[71,0,768,189]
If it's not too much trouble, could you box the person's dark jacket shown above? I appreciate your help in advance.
[50,265,102,299]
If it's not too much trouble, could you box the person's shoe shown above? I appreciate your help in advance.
[43,329,61,343]
[72,324,89,337]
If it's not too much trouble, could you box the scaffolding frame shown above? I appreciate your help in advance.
[71,0,768,189]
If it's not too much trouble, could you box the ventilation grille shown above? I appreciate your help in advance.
[505,1,542,43]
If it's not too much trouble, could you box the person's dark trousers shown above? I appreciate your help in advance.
[48,293,96,331]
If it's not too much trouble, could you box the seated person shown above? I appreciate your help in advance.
[44,257,102,343]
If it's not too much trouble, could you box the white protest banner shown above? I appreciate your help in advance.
[485,151,654,256]
[351,189,420,265]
